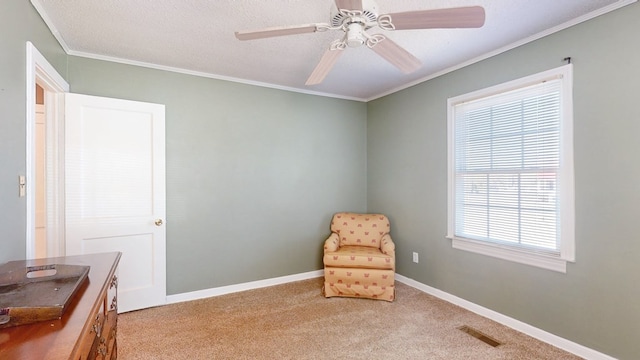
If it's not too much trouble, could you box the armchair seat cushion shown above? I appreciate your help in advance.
[323,246,394,270]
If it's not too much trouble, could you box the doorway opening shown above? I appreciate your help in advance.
[34,84,46,258]
[26,41,69,259]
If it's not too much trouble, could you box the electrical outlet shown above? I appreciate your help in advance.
[412,252,419,263]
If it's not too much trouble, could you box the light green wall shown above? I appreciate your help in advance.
[66,57,368,294]
[367,3,640,359]
[0,0,67,262]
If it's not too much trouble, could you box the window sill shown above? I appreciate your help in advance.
[450,237,569,273]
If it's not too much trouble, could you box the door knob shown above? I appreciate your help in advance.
[155,219,163,226]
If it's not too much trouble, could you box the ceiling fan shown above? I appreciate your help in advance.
[235,0,485,85]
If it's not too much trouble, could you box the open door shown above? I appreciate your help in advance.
[64,93,166,313]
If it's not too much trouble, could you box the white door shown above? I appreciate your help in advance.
[64,93,166,313]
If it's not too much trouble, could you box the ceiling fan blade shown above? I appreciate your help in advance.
[386,6,485,30]
[370,36,422,74]
[305,47,344,85]
[335,0,363,11]
[235,24,319,41]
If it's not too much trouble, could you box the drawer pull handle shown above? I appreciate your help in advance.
[110,275,118,289]
[92,323,102,337]
[97,344,107,356]
[92,314,102,337]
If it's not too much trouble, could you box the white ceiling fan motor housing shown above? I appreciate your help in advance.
[330,0,379,27]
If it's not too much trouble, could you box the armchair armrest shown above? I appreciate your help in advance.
[380,234,395,256]
[324,233,340,253]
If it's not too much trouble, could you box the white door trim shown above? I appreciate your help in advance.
[26,41,69,259]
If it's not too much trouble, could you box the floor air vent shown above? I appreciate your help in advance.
[458,325,502,347]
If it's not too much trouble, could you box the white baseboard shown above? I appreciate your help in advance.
[165,270,615,360]
[395,274,616,360]
[166,270,324,305]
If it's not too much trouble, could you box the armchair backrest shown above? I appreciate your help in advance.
[330,212,390,248]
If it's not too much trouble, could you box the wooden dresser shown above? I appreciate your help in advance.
[0,252,121,360]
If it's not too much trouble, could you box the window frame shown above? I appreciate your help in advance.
[447,64,575,273]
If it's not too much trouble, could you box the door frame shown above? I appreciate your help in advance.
[26,42,69,259]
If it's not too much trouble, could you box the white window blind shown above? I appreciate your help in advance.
[447,65,574,272]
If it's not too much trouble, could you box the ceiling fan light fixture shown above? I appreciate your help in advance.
[346,23,365,47]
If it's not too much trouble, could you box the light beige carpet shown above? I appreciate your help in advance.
[118,278,582,359]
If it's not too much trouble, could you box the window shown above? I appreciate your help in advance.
[447,65,574,272]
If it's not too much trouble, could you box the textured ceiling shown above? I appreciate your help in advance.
[31,0,633,101]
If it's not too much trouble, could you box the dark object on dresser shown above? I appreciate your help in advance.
[0,262,90,328]
[0,252,121,360]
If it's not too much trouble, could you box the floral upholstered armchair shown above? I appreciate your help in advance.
[322,212,395,301]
